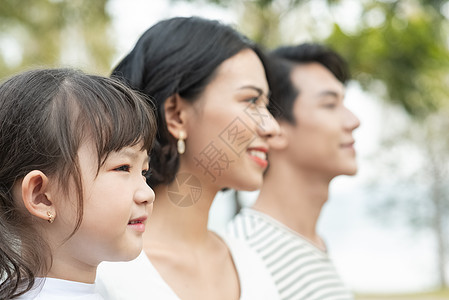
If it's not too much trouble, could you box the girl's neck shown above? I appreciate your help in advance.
[46,253,97,284]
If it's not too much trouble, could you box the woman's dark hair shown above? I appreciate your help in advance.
[111,16,268,187]
[267,43,350,124]
[0,68,156,299]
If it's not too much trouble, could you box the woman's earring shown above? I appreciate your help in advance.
[47,211,55,224]
[177,131,186,155]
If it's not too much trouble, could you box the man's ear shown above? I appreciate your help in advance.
[268,122,289,150]
[21,170,55,223]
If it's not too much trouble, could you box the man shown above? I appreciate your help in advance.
[228,43,360,300]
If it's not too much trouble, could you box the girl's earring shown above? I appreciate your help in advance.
[177,131,186,155]
[47,211,55,224]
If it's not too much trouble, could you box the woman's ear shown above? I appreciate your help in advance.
[268,122,289,150]
[21,170,56,223]
[164,93,189,140]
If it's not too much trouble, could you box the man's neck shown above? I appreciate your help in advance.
[252,163,331,250]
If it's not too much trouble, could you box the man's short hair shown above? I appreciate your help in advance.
[266,43,349,124]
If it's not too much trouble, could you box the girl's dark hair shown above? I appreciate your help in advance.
[267,43,350,124]
[0,68,156,299]
[111,16,268,187]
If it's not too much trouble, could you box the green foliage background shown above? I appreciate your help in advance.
[1,0,449,290]
[0,0,114,79]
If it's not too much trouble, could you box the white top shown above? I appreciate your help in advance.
[17,277,104,300]
[228,208,354,300]
[96,233,280,300]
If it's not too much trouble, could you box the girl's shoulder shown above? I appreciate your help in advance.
[17,278,103,300]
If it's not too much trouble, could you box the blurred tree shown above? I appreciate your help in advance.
[0,0,114,79]
[173,0,323,48]
[174,0,449,289]
[324,1,449,289]
[174,0,449,115]
[326,0,449,117]
[367,106,449,289]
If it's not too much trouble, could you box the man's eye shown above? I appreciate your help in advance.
[114,165,130,172]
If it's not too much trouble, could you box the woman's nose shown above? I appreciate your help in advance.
[254,107,280,139]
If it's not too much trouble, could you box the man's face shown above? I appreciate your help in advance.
[282,62,360,179]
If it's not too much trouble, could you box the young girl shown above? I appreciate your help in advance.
[97,17,280,299]
[0,68,157,299]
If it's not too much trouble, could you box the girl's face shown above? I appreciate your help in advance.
[181,49,279,191]
[55,140,154,266]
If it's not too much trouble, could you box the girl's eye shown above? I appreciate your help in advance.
[114,165,130,172]
[142,169,152,178]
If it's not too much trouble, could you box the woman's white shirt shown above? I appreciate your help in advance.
[97,233,280,300]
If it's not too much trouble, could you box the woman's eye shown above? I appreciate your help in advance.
[246,96,259,104]
[114,165,130,172]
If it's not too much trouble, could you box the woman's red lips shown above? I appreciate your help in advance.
[247,147,268,168]
[247,146,268,153]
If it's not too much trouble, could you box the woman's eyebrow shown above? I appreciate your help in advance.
[238,85,264,96]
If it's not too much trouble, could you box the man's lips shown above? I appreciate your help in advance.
[340,141,356,155]
[340,141,355,148]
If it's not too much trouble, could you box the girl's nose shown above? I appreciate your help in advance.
[135,181,155,205]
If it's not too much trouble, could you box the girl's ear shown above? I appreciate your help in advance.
[268,122,289,150]
[164,93,189,140]
[21,170,56,223]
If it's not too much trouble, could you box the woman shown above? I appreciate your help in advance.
[97,17,280,300]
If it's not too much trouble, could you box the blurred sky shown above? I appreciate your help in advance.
[107,0,440,294]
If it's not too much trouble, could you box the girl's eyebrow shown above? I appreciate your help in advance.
[116,148,149,164]
[118,148,138,160]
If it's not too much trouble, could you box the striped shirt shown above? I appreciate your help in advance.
[228,208,354,300]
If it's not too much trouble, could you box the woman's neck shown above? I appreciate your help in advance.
[144,179,219,249]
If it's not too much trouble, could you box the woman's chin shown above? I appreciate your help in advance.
[231,176,263,192]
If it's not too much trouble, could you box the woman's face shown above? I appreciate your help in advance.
[181,48,279,191]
